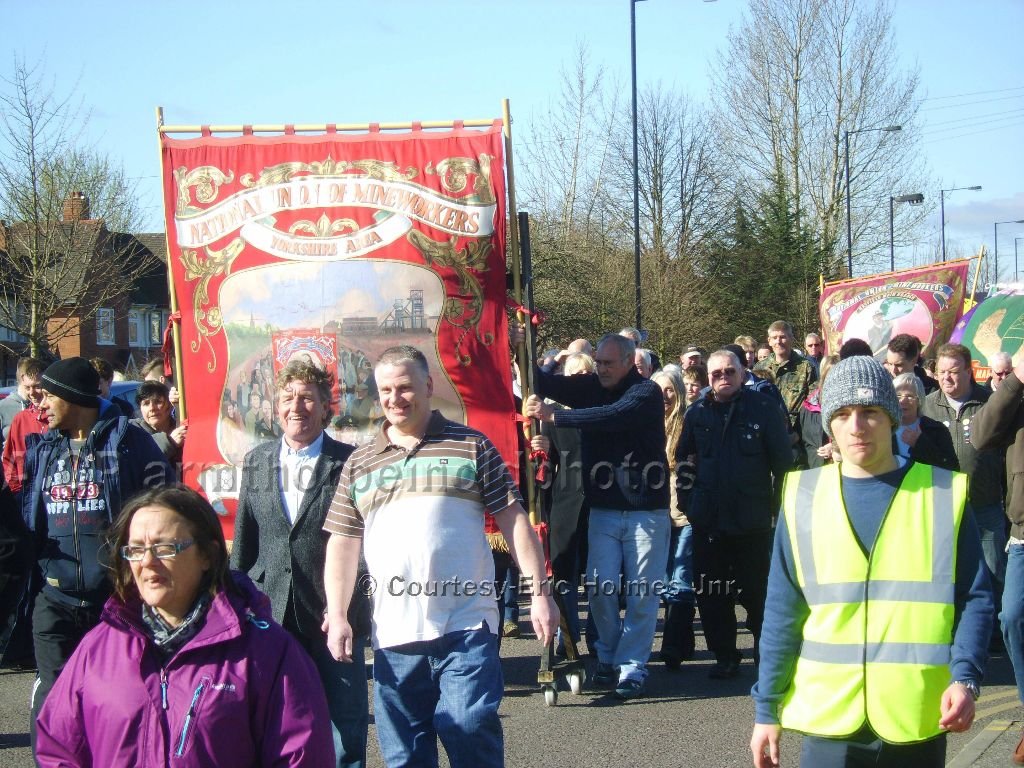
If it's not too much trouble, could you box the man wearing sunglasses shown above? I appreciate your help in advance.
[18,357,174,751]
[677,349,791,680]
[987,351,1013,393]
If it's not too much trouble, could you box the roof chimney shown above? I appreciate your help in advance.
[63,191,89,222]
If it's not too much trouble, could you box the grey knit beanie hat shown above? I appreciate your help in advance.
[821,355,900,439]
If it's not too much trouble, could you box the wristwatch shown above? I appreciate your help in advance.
[952,680,980,701]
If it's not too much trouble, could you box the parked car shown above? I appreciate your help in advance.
[109,380,142,418]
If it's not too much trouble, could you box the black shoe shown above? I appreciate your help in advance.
[660,650,682,671]
[708,658,740,679]
[592,662,617,688]
[614,678,644,699]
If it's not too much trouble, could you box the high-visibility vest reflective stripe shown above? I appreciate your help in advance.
[778,462,965,743]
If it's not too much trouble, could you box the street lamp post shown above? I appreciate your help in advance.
[890,193,924,272]
[630,0,716,328]
[844,125,902,277]
[630,0,646,330]
[994,219,1024,288]
[940,185,982,261]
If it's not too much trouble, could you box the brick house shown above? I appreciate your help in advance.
[0,193,171,382]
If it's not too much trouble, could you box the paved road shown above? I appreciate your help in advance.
[0,613,1019,766]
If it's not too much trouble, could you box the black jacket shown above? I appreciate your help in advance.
[534,366,669,511]
[231,433,371,640]
[906,415,960,472]
[676,387,792,535]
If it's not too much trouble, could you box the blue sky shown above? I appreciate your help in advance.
[5,0,1023,279]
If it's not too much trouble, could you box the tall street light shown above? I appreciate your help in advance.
[994,219,1024,288]
[630,0,716,330]
[844,124,902,277]
[890,193,924,272]
[940,185,982,261]
[631,0,646,329]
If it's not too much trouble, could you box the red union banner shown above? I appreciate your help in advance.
[159,124,514,537]
[819,259,973,360]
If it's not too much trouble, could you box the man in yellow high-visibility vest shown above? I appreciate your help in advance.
[750,355,994,767]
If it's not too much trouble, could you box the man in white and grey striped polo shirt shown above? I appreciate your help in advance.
[323,345,556,768]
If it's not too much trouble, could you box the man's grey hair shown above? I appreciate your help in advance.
[377,345,430,378]
[805,332,822,342]
[635,348,652,367]
[618,327,642,344]
[767,320,795,337]
[892,371,925,403]
[708,349,743,371]
[990,351,1013,370]
[599,333,636,362]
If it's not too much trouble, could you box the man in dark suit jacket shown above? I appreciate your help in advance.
[231,360,370,768]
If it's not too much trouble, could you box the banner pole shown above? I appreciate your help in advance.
[155,107,188,422]
[969,246,985,303]
[159,119,498,135]
[502,99,540,527]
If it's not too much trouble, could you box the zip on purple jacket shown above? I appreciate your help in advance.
[35,571,334,767]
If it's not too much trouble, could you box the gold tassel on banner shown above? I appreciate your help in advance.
[487,531,510,554]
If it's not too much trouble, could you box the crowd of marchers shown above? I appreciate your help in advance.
[0,319,1021,768]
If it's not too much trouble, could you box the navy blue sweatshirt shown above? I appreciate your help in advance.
[534,366,669,511]
[752,460,994,725]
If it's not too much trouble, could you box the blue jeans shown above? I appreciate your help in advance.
[500,565,520,623]
[800,729,945,766]
[305,635,369,768]
[1002,542,1024,702]
[586,508,671,683]
[974,503,1007,603]
[663,525,696,607]
[374,626,503,768]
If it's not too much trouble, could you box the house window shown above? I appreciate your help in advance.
[128,310,142,347]
[96,308,115,346]
[149,312,163,346]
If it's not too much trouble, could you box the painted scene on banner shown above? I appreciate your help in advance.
[951,286,1024,379]
[818,260,972,361]
[159,125,515,537]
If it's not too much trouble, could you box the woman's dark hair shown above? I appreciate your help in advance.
[107,484,231,603]
[135,380,171,406]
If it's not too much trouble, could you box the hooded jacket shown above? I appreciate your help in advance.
[23,401,174,606]
[35,572,333,767]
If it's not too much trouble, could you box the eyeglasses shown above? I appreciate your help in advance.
[710,368,737,380]
[896,393,918,402]
[992,369,1012,378]
[121,540,194,561]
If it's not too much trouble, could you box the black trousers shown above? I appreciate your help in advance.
[691,528,772,662]
[30,588,102,751]
[801,729,946,767]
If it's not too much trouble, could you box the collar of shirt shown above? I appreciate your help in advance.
[279,431,325,461]
[371,410,447,456]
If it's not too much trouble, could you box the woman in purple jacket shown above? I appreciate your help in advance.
[35,485,333,767]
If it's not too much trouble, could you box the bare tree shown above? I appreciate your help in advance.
[0,59,153,357]
[604,86,730,356]
[711,0,934,277]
